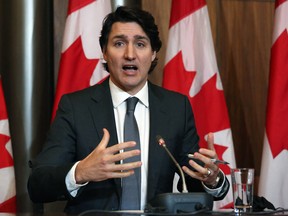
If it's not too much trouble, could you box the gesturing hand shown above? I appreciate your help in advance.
[75,128,142,184]
[182,133,221,186]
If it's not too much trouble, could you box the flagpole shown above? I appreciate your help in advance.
[0,0,54,212]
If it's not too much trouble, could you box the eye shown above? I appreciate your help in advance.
[136,42,145,48]
[114,41,125,47]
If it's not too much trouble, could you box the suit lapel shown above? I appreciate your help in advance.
[88,78,122,199]
[88,78,118,147]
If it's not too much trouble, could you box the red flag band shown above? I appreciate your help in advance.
[259,0,288,208]
[163,0,236,209]
[52,0,111,120]
[0,78,16,212]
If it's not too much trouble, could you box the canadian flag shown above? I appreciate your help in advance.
[0,78,16,212]
[163,0,236,209]
[258,0,288,208]
[52,0,111,120]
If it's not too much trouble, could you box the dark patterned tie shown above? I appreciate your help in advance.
[121,97,141,210]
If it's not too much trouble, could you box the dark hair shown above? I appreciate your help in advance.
[99,6,162,74]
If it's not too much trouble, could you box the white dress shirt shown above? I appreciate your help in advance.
[110,79,150,210]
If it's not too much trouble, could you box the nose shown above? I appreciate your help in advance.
[124,43,136,60]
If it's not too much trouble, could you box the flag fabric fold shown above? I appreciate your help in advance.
[258,0,288,209]
[163,0,236,209]
[52,0,112,120]
[0,78,16,213]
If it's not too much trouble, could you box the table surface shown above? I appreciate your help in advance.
[1,209,288,216]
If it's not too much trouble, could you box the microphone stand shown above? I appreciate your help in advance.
[146,136,213,214]
[157,136,188,193]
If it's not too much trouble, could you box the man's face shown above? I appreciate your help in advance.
[103,22,156,95]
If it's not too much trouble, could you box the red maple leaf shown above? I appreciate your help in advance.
[0,133,13,168]
[190,74,231,147]
[163,51,196,96]
[52,36,99,120]
[163,51,230,166]
[266,29,288,158]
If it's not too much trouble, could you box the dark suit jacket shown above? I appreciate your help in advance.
[28,78,227,214]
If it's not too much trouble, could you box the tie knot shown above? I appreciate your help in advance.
[126,97,139,112]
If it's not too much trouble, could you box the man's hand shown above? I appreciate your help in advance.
[75,128,142,184]
[182,133,221,186]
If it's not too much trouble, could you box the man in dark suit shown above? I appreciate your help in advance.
[28,6,229,214]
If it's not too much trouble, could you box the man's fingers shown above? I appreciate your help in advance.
[88,128,110,159]
[104,161,142,179]
[112,148,141,162]
[106,141,139,155]
[207,132,215,151]
[97,128,110,149]
[109,170,135,179]
[195,133,219,165]
[116,161,142,172]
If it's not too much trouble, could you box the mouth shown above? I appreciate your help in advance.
[122,65,138,71]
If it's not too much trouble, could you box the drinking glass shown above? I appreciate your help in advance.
[231,168,254,214]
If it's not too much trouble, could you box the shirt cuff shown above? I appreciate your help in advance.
[202,169,228,197]
[65,161,88,197]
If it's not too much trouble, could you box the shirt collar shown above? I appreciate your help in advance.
[109,78,149,108]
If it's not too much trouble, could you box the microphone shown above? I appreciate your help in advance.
[146,135,213,214]
[156,135,188,193]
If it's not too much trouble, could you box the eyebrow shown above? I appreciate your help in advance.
[112,34,150,41]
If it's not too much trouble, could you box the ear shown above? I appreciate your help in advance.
[151,51,156,62]
[103,51,107,62]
